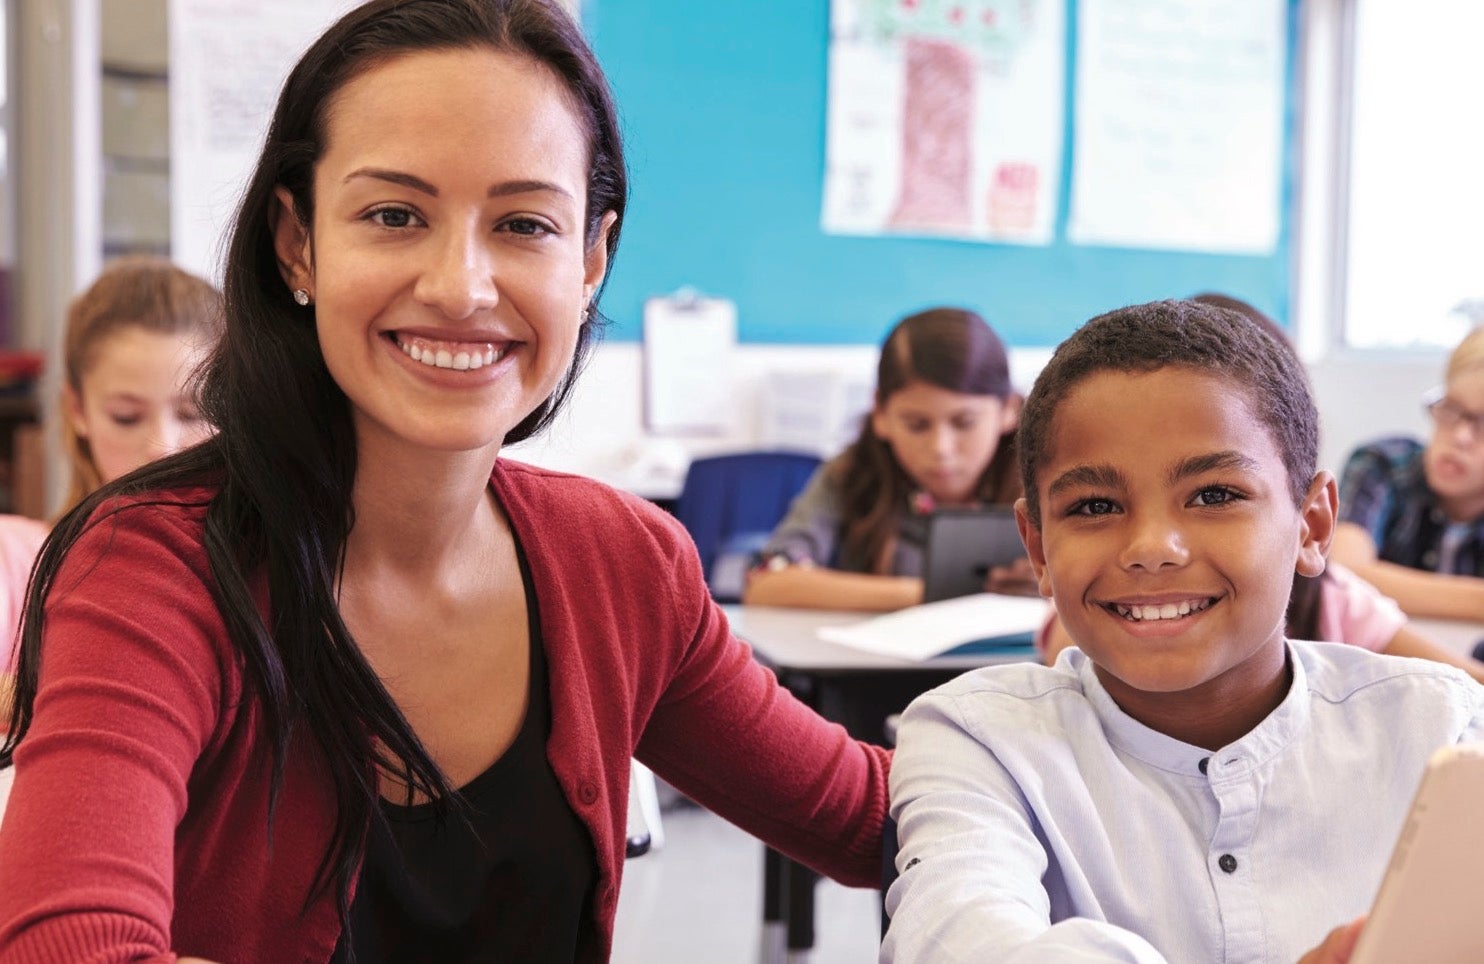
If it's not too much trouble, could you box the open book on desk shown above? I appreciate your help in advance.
[817,593,1051,661]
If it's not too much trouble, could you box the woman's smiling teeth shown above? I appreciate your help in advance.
[1110,598,1215,622]
[395,333,505,371]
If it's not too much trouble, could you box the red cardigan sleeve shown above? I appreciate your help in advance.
[633,511,892,889]
[0,500,226,963]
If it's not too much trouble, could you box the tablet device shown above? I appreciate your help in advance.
[1349,742,1484,964]
[920,506,1027,604]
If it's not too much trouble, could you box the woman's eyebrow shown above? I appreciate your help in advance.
[343,168,574,200]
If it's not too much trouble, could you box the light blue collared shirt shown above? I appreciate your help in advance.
[883,641,1484,963]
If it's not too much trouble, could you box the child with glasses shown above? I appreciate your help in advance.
[1333,325,1484,621]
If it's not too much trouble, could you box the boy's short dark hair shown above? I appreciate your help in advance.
[1018,299,1318,524]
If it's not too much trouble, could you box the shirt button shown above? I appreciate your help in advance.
[1198,757,1209,774]
[579,782,599,805]
[1219,854,1238,874]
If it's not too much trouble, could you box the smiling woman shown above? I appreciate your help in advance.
[0,2,889,962]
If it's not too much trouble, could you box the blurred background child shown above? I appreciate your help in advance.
[0,256,222,679]
[1334,325,1484,622]
[744,306,1023,612]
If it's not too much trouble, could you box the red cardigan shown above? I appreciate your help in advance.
[0,460,890,963]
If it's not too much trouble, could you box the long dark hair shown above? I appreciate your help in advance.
[834,306,1020,572]
[3,0,626,929]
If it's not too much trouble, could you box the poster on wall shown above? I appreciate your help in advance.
[1067,0,1286,254]
[821,0,1066,246]
[168,0,358,283]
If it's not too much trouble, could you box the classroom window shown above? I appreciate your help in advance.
[1341,0,1484,351]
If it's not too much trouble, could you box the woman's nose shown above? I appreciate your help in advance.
[413,227,500,320]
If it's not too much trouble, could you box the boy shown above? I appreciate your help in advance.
[1333,325,1484,621]
[884,300,1484,962]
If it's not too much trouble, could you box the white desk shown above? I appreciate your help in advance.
[721,604,1030,673]
[722,604,1034,963]
[1412,618,1484,661]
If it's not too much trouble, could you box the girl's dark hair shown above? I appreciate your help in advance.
[1018,299,1317,527]
[4,0,626,932]
[834,306,1020,572]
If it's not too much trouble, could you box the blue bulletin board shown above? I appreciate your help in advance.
[583,0,1299,347]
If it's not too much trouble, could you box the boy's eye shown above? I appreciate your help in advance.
[1069,498,1117,516]
[950,415,978,431]
[1192,486,1238,507]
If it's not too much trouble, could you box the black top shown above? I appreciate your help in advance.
[331,550,595,962]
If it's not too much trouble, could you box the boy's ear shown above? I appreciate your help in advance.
[271,185,314,296]
[1001,393,1023,434]
[1295,470,1338,579]
[1014,497,1054,599]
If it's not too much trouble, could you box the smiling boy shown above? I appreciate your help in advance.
[883,300,1484,963]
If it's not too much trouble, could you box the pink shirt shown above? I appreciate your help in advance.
[0,515,48,672]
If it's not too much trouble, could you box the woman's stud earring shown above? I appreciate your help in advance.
[293,289,311,306]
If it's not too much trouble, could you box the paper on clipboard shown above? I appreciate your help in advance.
[642,291,736,434]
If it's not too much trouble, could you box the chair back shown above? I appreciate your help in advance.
[671,450,822,602]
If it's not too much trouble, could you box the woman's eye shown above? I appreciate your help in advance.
[1193,486,1238,507]
[368,206,420,229]
[108,413,142,428]
[501,217,551,237]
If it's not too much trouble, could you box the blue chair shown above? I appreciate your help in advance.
[671,450,822,603]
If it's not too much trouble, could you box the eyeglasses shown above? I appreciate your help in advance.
[1423,388,1484,440]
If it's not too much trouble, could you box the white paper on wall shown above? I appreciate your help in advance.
[168,0,357,283]
[642,292,737,435]
[1067,0,1286,254]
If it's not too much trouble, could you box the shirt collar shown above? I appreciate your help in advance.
[1072,641,1311,778]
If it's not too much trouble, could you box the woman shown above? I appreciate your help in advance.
[0,2,889,961]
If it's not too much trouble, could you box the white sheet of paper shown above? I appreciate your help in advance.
[642,294,736,434]
[818,593,1050,661]
[169,0,358,283]
[1067,0,1285,253]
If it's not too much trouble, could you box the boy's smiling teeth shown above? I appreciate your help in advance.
[394,333,505,371]
[1110,598,1215,622]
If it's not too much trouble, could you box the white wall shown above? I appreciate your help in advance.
[506,340,1412,497]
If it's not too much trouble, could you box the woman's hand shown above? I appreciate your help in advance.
[1296,917,1365,964]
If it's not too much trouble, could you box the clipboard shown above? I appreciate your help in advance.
[642,289,736,434]
[1349,742,1484,963]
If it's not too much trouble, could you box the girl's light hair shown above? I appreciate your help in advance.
[1446,325,1484,381]
[60,257,224,512]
